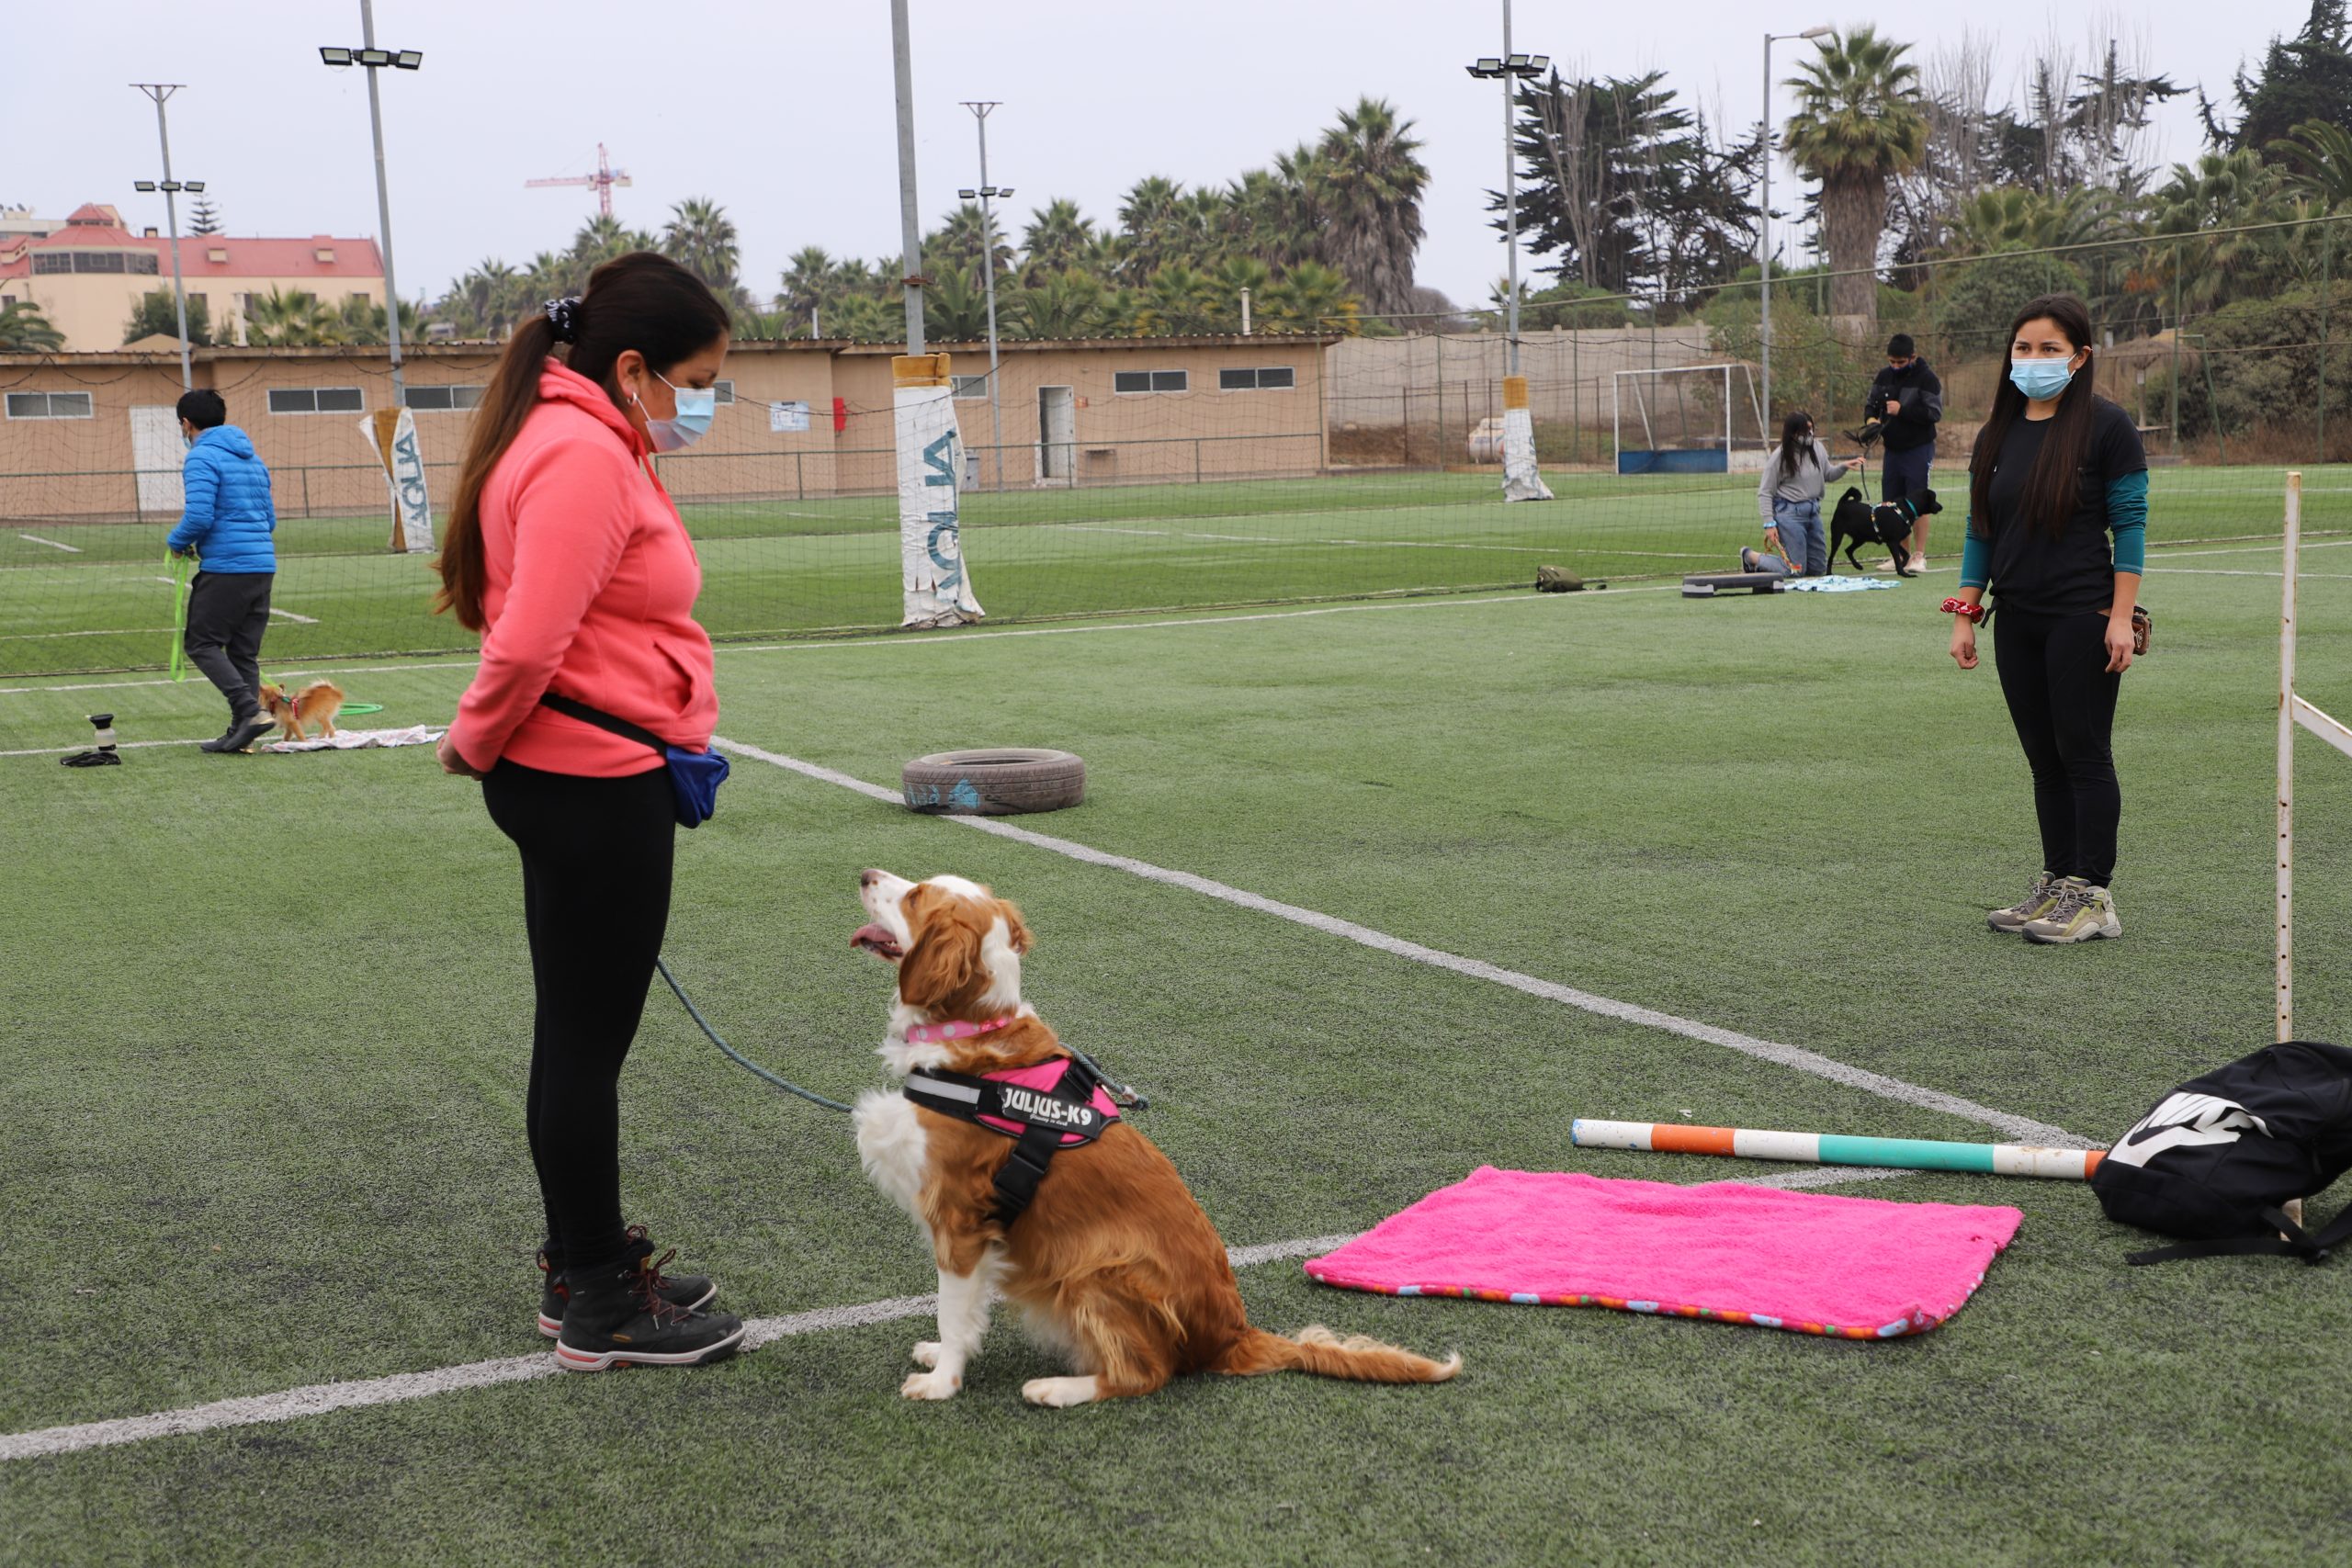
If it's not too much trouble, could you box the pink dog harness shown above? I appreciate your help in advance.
[901,1040,1124,1225]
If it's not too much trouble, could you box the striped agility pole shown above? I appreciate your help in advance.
[1571,1119,2106,1180]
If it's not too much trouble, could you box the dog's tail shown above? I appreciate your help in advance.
[1209,1325,1459,1384]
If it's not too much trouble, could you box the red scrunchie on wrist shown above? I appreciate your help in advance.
[1940,596,1986,625]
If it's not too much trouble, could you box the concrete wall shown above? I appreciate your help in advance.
[0,334,1336,522]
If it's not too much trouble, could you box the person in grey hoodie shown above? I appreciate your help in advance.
[165,389,280,753]
[1742,410,1850,577]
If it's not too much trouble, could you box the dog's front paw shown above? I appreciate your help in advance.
[1021,1375,1100,1409]
[901,1369,962,1401]
[910,1340,944,1370]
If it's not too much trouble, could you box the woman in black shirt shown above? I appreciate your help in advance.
[1947,294,2148,944]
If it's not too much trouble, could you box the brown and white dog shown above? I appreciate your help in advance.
[257,679,345,743]
[850,868,1459,1407]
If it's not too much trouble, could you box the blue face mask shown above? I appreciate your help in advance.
[639,368,717,452]
[2008,356,2077,402]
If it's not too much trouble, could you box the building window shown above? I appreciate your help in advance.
[1217,367,1296,391]
[401,384,484,412]
[267,387,365,414]
[6,391,96,420]
[32,251,160,276]
[952,375,989,400]
[187,293,207,312]
[315,247,336,264]
[208,247,230,265]
[713,379,736,404]
[1113,370,1188,394]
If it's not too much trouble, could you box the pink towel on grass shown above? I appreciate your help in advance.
[1305,1168,2022,1339]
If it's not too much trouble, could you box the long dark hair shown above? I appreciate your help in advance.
[1968,293,2097,541]
[434,252,729,630]
[1774,410,1816,485]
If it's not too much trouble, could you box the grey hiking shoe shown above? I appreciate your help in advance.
[1988,872,2063,932]
[2023,879,2122,944]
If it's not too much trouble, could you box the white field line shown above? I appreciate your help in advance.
[1,1165,1903,1463]
[17,534,81,552]
[0,588,1679,699]
[0,736,213,759]
[0,627,174,641]
[716,737,2082,1148]
[268,606,321,624]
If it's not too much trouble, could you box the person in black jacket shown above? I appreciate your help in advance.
[1864,333,1942,570]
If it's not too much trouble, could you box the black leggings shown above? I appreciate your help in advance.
[481,759,675,1272]
[1993,608,2122,886]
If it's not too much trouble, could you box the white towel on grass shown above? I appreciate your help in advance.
[264,725,446,753]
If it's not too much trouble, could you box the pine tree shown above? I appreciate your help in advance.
[187,198,221,236]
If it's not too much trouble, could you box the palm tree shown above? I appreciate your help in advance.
[1308,98,1429,321]
[1021,199,1098,281]
[929,203,1014,281]
[245,288,341,346]
[1260,260,1361,334]
[1781,27,1929,326]
[2151,150,2290,313]
[1133,264,1221,336]
[662,197,740,293]
[2269,118,2352,209]
[1117,175,1190,279]
[1213,255,1272,333]
[1010,270,1112,339]
[778,246,842,332]
[0,301,64,352]
[827,294,899,344]
[124,289,213,346]
[923,267,994,342]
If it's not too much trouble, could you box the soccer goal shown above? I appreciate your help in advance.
[2277,471,2350,1040]
[1611,363,1765,476]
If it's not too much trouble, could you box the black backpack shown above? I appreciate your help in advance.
[2092,1042,2352,1263]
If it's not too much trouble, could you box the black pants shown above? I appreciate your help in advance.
[1882,443,1932,504]
[1994,608,2122,886]
[184,570,273,725]
[481,759,676,1273]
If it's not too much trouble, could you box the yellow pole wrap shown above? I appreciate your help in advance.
[1503,375,1531,412]
[893,353,953,389]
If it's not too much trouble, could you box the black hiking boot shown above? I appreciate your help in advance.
[537,1225,718,1338]
[551,1247,741,1372]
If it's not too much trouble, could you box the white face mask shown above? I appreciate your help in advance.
[634,367,717,452]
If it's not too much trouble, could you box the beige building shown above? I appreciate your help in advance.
[0,334,1338,523]
[0,204,385,352]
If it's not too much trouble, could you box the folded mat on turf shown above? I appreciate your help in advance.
[263,725,445,753]
[1785,575,1897,592]
[1306,1168,2020,1338]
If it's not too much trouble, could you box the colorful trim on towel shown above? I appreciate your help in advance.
[1301,1266,1996,1339]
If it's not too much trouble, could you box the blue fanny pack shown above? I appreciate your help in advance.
[537,692,729,829]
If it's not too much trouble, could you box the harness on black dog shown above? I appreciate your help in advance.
[904,1050,1125,1225]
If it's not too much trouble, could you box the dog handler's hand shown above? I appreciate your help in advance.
[1951,621,1978,671]
[2104,613,2135,673]
[437,730,488,779]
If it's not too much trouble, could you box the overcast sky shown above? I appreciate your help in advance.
[5,1,2312,315]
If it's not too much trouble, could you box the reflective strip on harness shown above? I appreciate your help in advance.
[902,1055,1122,1224]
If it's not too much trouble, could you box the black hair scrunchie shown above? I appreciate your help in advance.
[544,297,582,344]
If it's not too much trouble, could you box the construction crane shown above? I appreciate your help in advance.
[526,143,631,218]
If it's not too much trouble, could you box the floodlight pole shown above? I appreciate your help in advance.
[962,101,1007,491]
[1466,16,1546,378]
[358,0,407,408]
[1501,2,1521,375]
[132,85,194,390]
[1760,27,1832,437]
[890,0,925,355]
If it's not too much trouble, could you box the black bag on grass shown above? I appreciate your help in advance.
[2092,1041,2352,1264]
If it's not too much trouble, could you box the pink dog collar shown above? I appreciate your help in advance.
[904,1016,1018,1046]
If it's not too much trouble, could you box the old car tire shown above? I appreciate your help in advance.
[901,748,1087,815]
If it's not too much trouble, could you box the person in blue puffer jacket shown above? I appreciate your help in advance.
[166,389,281,753]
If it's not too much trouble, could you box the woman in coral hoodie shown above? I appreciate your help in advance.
[435,253,742,1371]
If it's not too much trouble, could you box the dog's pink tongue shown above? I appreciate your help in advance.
[850,923,898,954]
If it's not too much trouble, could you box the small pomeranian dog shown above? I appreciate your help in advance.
[258,680,345,742]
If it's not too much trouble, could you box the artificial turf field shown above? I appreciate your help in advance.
[6,498,2352,1564]
[5,464,2347,677]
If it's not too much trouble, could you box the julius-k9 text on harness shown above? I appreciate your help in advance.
[900,1024,1124,1224]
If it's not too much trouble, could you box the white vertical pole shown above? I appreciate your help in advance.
[1758,31,1773,432]
[889,0,925,355]
[1500,0,1521,376]
[358,0,406,409]
[2279,469,2303,1043]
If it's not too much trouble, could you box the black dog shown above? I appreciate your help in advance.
[1828,486,1940,575]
